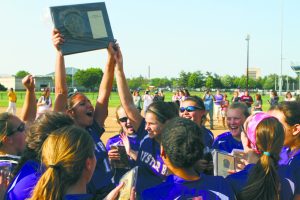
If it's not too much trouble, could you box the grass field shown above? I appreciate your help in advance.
[0,91,281,111]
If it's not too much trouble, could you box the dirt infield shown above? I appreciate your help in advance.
[0,107,228,144]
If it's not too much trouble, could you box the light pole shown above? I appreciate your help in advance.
[245,34,250,91]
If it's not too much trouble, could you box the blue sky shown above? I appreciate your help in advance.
[1,0,299,78]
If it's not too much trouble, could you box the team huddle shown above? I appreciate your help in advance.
[0,29,299,200]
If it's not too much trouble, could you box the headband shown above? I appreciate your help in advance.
[246,112,273,152]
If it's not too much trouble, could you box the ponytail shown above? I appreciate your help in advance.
[238,117,284,200]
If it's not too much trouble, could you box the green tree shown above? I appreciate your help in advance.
[205,76,215,88]
[127,75,147,90]
[220,75,232,89]
[178,71,190,88]
[15,70,30,78]
[74,68,103,91]
[0,83,7,91]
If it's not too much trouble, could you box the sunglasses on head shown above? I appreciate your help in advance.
[179,106,203,113]
[119,117,128,123]
[8,122,25,136]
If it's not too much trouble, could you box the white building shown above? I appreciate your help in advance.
[0,76,53,91]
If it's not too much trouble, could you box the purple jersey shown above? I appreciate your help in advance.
[279,147,300,194]
[142,174,235,200]
[226,164,295,199]
[136,135,168,195]
[212,132,243,153]
[5,160,42,200]
[64,194,94,200]
[86,121,114,195]
[201,126,214,149]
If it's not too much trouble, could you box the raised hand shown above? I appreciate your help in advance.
[22,75,35,91]
[52,29,64,52]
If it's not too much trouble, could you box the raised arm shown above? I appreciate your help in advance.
[52,29,68,112]
[114,46,143,131]
[93,43,116,127]
[20,75,36,123]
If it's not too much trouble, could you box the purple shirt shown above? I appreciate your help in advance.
[6,160,42,200]
[214,94,223,106]
[86,121,113,194]
[226,164,295,199]
[212,132,243,153]
[279,147,300,194]
[202,126,214,149]
[136,135,168,195]
[142,174,235,200]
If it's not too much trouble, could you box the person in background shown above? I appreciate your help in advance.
[152,91,161,102]
[158,90,165,101]
[221,94,229,127]
[36,88,52,118]
[203,89,214,130]
[172,90,180,106]
[253,93,263,113]
[212,102,249,153]
[269,90,279,107]
[6,88,17,115]
[142,117,235,200]
[143,90,153,113]
[30,125,125,200]
[213,89,223,123]
[132,90,142,113]
[284,91,295,102]
[232,91,240,103]
[226,112,295,200]
[268,101,300,199]
[240,90,253,114]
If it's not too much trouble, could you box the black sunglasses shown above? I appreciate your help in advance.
[8,122,25,136]
[119,117,128,123]
[179,106,203,113]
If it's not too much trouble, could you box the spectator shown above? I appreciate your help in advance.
[269,90,279,107]
[213,89,223,123]
[231,91,240,103]
[6,88,17,115]
[252,93,263,113]
[203,90,214,130]
[221,94,229,127]
[36,88,52,118]
[132,90,142,113]
[284,91,295,102]
[158,90,165,101]
[143,90,153,113]
[240,90,253,114]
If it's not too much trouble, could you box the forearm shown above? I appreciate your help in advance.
[21,88,36,123]
[54,51,67,112]
[94,55,115,126]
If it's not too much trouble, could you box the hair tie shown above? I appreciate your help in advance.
[263,152,271,157]
[49,164,60,170]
